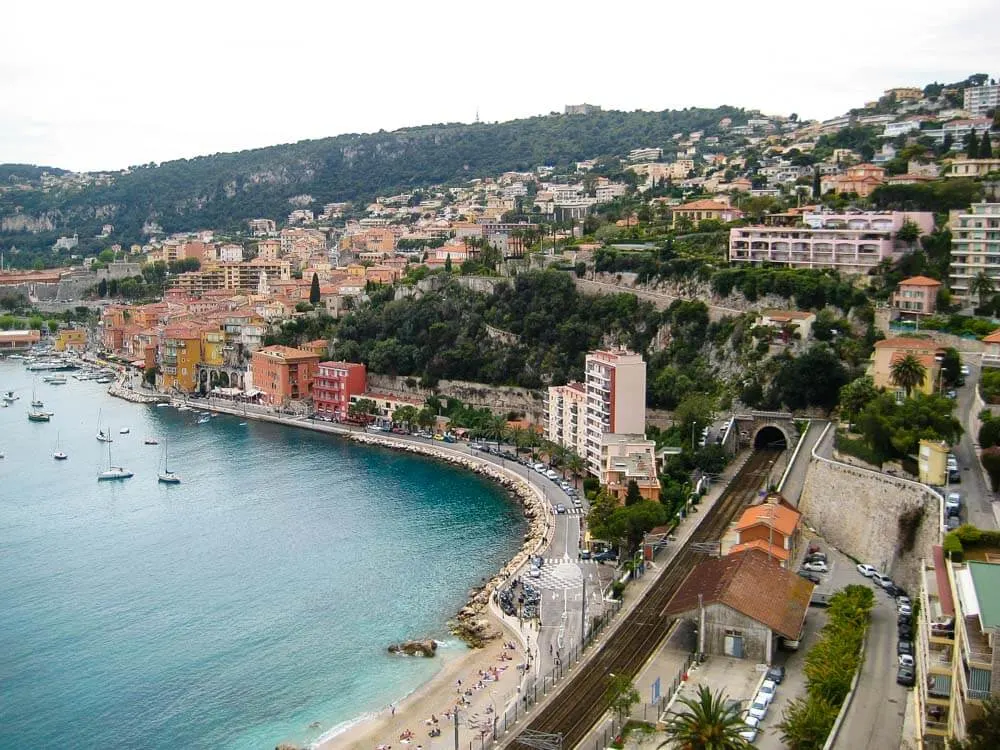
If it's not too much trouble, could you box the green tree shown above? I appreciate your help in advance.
[97,278,108,298]
[444,254,453,273]
[896,219,921,248]
[890,353,927,398]
[393,405,419,429]
[949,695,1000,750]
[144,366,158,385]
[659,685,749,750]
[980,134,994,159]
[606,674,640,729]
[970,272,996,309]
[47,320,59,333]
[566,452,587,488]
[625,479,642,506]
[967,130,980,159]
[779,695,839,750]
[309,272,320,305]
[838,376,879,425]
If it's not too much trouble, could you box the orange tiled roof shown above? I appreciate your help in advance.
[874,337,939,351]
[982,329,1000,344]
[899,276,942,287]
[675,199,736,211]
[729,539,791,561]
[734,502,801,537]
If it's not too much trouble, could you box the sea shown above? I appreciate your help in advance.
[0,359,525,749]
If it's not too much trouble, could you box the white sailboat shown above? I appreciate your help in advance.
[96,409,113,442]
[97,440,133,481]
[53,432,67,460]
[31,377,43,408]
[157,438,180,484]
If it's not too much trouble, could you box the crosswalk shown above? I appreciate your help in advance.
[552,507,585,516]
[530,560,584,590]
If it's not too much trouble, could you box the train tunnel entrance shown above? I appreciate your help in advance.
[754,425,788,450]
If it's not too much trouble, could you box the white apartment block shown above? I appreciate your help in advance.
[545,382,588,461]
[628,147,662,163]
[729,211,935,274]
[963,83,1000,116]
[218,243,244,262]
[595,183,627,203]
[949,202,1000,303]
[584,350,647,476]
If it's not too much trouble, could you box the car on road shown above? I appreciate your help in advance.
[747,697,769,722]
[946,389,958,399]
[805,551,828,563]
[898,624,913,641]
[899,653,915,668]
[898,602,913,616]
[739,716,760,743]
[555,503,567,514]
[545,469,560,481]
[961,364,971,376]
[897,665,916,686]
[533,463,546,473]
[947,515,962,531]
[896,595,911,608]
[898,640,914,656]
[857,563,878,578]
[572,497,582,507]
[766,665,786,684]
[593,550,618,562]
[798,570,822,584]
[874,572,894,590]
[802,560,829,573]
[527,566,541,578]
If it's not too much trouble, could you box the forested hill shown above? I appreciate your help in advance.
[0,105,745,253]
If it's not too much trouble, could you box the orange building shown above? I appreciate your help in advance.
[314,361,367,420]
[727,495,802,568]
[159,325,203,393]
[251,345,320,406]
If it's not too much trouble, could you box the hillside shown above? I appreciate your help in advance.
[0,106,745,255]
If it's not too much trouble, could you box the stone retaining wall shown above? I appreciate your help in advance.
[366,373,545,422]
[799,454,942,589]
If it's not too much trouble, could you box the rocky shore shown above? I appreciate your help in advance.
[107,381,167,404]
[350,432,552,647]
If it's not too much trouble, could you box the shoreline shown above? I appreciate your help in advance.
[109,384,556,748]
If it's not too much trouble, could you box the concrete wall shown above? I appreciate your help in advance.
[700,602,771,663]
[798,445,942,590]
[366,373,545,422]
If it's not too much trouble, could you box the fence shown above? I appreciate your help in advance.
[459,598,624,750]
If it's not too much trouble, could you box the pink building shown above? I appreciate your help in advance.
[893,276,942,316]
[313,361,367,420]
[729,211,934,274]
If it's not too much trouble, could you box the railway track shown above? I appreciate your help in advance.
[509,449,781,749]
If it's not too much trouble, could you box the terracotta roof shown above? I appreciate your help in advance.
[890,351,936,370]
[899,276,942,287]
[675,199,736,211]
[983,329,1000,344]
[874,337,939,351]
[734,502,801,537]
[254,345,319,362]
[663,548,813,639]
[729,539,791,561]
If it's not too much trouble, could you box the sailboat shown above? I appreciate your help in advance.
[97,440,133,481]
[53,432,67,460]
[31,377,43,408]
[96,409,113,442]
[157,438,181,484]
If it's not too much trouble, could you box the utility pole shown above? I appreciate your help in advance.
[454,706,459,750]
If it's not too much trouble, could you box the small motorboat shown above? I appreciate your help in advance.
[119,427,130,434]
[28,410,51,422]
[144,437,159,445]
[197,416,210,424]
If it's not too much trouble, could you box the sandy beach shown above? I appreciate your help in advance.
[318,612,535,750]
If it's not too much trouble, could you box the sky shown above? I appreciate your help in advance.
[3,0,997,173]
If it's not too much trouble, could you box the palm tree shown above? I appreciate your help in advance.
[566,452,587,488]
[659,686,749,750]
[970,272,996,310]
[890,353,928,399]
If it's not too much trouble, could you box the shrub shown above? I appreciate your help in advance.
[942,532,964,561]
[981,447,1000,491]
[583,477,600,495]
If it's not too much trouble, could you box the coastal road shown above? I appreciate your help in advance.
[954,358,997,530]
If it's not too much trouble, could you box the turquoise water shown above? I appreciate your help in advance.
[0,361,525,749]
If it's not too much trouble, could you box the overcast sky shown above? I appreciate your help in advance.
[3,0,996,173]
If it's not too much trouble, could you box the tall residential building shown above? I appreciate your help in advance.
[584,350,647,475]
[963,83,1000,116]
[949,203,1000,303]
[545,382,588,461]
[250,345,320,406]
[314,361,367,420]
[915,548,999,747]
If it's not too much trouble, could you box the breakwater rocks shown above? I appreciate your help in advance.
[350,433,551,648]
[107,382,166,404]
[387,639,438,657]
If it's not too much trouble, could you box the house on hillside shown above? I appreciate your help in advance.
[722,493,803,568]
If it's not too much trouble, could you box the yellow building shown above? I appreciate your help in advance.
[200,329,225,367]
[869,337,942,399]
[159,326,202,393]
[918,440,949,486]
[54,328,87,352]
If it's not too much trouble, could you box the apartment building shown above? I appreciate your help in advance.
[729,211,934,274]
[628,147,662,163]
[313,361,367,420]
[947,158,1000,179]
[948,203,1000,304]
[894,276,943,316]
[672,199,742,228]
[545,382,588,460]
[598,434,660,501]
[963,83,1000,116]
[159,325,203,393]
[584,350,647,475]
[915,548,1000,747]
[250,345,320,406]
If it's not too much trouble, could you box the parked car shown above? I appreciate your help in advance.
[747,697,769,722]
[593,550,618,562]
[802,560,829,573]
[898,653,915,668]
[533,463,546,473]
[961,364,971,376]
[805,552,828,563]
[857,563,878,578]
[579,549,591,561]
[555,503,567,514]
[898,623,913,640]
[947,515,961,531]
[898,640,914,656]
[798,571,821,584]
[766,665,786,684]
[896,595,911,608]
[897,665,916,686]
[545,469,560,481]
[572,497,582,507]
[527,566,541,578]
[931,617,955,636]
[873,573,894,590]
[898,602,913,616]
[758,680,778,702]
[739,716,759,743]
